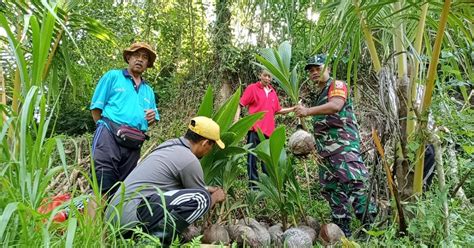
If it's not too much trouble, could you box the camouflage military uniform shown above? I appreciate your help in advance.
[310,78,376,222]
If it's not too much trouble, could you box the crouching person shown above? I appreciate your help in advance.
[105,116,226,243]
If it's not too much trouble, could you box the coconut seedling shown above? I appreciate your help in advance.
[253,126,302,230]
[254,42,315,214]
[197,86,264,185]
[196,85,264,244]
[255,41,315,156]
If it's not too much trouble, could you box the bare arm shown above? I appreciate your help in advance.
[91,109,102,123]
[295,97,345,117]
[276,106,296,115]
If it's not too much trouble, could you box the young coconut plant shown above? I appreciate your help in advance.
[253,126,302,230]
[255,41,315,212]
[197,85,264,188]
[196,85,264,244]
[255,41,315,156]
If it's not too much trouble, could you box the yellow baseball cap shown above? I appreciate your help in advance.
[188,116,225,149]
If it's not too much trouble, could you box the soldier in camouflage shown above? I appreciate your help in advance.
[295,54,376,237]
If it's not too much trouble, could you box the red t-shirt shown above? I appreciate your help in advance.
[240,81,282,137]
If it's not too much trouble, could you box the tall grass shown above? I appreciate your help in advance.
[0,87,93,247]
[0,3,119,247]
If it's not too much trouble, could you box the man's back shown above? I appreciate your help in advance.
[118,138,205,198]
[105,137,206,227]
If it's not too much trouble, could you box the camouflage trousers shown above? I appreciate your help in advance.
[318,152,376,220]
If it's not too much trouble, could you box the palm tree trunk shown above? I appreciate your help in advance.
[214,0,233,105]
[407,3,429,140]
[393,3,410,186]
[0,67,5,109]
[413,0,452,195]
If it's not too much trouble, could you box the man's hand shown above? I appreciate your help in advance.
[144,109,156,124]
[295,105,309,117]
[212,188,226,203]
[91,109,102,123]
[209,187,226,207]
[207,186,220,193]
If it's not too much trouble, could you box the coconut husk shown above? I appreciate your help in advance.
[236,218,271,247]
[181,224,202,242]
[288,129,315,156]
[283,228,312,248]
[268,223,283,247]
[319,223,345,245]
[298,225,316,243]
[227,224,258,247]
[299,216,320,235]
[202,223,230,245]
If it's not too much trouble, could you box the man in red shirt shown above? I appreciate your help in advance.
[237,69,294,189]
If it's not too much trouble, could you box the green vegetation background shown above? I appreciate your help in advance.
[0,0,472,247]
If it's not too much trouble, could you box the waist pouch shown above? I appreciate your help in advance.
[102,118,148,150]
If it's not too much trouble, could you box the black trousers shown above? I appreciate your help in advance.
[246,131,268,189]
[91,122,140,196]
[136,188,211,233]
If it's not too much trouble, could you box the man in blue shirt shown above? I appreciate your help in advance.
[90,42,160,198]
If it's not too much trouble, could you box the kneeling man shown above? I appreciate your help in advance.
[105,116,226,241]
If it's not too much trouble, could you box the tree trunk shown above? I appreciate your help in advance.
[219,80,233,104]
[0,67,5,106]
[413,0,452,195]
[396,75,411,200]
[392,2,412,199]
[446,137,470,205]
[395,158,412,199]
[214,0,233,105]
[431,131,450,240]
